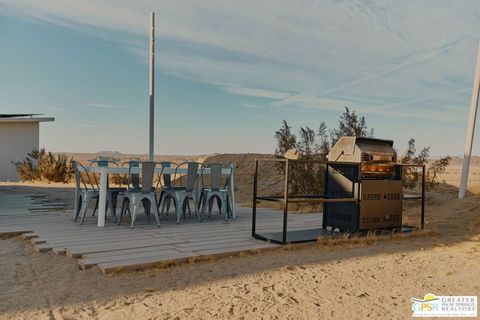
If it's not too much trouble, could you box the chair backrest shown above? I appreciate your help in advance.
[202,163,223,192]
[160,161,176,188]
[174,162,200,192]
[71,160,96,191]
[223,163,234,191]
[89,159,119,167]
[128,161,159,194]
[123,160,140,190]
[141,162,157,194]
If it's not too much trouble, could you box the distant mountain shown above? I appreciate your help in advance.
[449,156,480,167]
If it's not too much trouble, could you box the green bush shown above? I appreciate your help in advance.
[14,148,74,183]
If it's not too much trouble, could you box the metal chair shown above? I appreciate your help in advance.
[156,161,177,216]
[162,162,201,224]
[118,161,161,229]
[199,163,233,221]
[72,160,99,225]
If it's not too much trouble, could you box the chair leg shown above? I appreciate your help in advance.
[197,192,203,210]
[216,196,222,214]
[161,196,168,217]
[130,199,140,229]
[157,191,164,211]
[80,194,93,225]
[201,192,207,221]
[142,198,150,216]
[74,194,83,221]
[92,197,99,217]
[226,194,232,218]
[146,198,152,224]
[151,195,160,227]
[191,193,200,222]
[166,197,170,214]
[221,193,229,221]
[175,195,184,224]
[208,197,215,216]
[111,192,119,223]
[107,192,117,223]
[118,197,128,225]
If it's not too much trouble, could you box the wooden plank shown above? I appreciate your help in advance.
[65,238,188,258]
[34,232,168,248]
[98,252,200,274]
[82,245,185,260]
[175,240,276,253]
[20,233,37,240]
[77,248,180,270]
[192,242,278,256]
[98,243,278,275]
[52,247,67,255]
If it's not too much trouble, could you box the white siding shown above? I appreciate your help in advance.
[0,122,39,181]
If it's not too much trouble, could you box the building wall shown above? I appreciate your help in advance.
[0,122,39,181]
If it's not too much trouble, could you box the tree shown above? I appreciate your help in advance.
[428,156,451,187]
[274,120,296,157]
[330,107,371,145]
[273,108,372,195]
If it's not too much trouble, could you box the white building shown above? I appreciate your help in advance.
[0,114,54,181]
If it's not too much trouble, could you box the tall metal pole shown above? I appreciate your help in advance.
[459,43,480,198]
[148,12,155,161]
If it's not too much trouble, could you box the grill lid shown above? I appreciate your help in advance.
[327,136,396,163]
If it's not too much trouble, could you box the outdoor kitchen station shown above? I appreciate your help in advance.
[252,136,426,244]
[324,136,403,232]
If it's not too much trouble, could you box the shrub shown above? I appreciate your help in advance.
[14,148,74,183]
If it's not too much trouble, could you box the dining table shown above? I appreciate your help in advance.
[74,165,236,227]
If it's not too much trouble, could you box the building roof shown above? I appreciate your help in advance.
[0,114,54,123]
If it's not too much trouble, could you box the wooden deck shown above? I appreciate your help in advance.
[0,194,323,274]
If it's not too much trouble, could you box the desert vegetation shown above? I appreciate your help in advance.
[274,107,451,193]
[14,148,74,183]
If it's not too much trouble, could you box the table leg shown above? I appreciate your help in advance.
[73,183,79,220]
[98,167,107,227]
[230,168,236,218]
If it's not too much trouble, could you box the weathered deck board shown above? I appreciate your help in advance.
[0,193,323,274]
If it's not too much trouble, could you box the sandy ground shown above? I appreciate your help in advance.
[1,234,479,319]
[1,164,480,319]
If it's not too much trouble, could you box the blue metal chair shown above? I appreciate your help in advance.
[161,162,201,224]
[156,161,177,216]
[72,160,99,225]
[199,163,233,221]
[118,161,161,228]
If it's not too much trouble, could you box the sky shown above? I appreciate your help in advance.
[1,1,480,157]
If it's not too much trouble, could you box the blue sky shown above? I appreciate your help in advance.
[1,1,480,156]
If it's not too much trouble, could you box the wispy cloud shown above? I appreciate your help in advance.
[238,103,265,109]
[85,103,127,109]
[224,87,291,100]
[2,1,479,129]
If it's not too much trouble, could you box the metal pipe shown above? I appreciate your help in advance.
[459,43,480,198]
[252,160,258,237]
[282,159,289,244]
[148,12,155,161]
[421,165,425,229]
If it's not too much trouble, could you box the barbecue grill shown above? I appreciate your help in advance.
[251,136,426,244]
[324,136,403,231]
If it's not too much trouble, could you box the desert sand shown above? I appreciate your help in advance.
[0,159,479,319]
